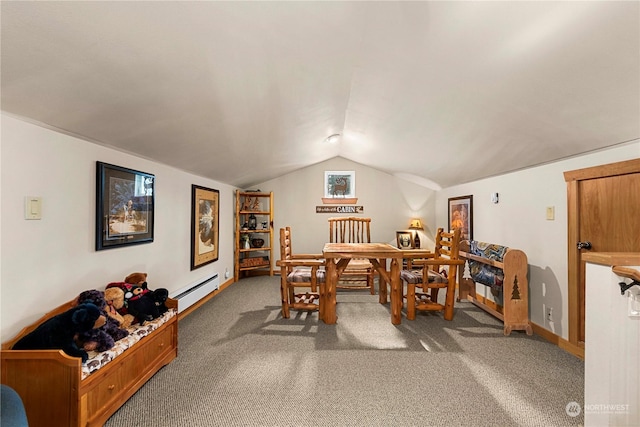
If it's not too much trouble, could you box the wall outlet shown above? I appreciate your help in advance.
[546,307,553,321]
[224,268,230,279]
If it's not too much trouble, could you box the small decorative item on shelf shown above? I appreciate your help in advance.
[248,214,257,230]
[241,235,250,250]
[241,221,249,230]
[251,198,261,211]
[251,238,265,248]
[241,198,252,211]
[261,221,268,230]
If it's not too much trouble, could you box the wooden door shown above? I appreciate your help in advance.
[564,158,640,349]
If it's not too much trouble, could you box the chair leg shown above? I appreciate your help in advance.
[443,279,456,321]
[280,278,290,319]
[406,282,416,320]
[368,269,375,295]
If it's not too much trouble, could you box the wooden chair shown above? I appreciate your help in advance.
[327,217,375,294]
[276,227,325,318]
[400,228,464,320]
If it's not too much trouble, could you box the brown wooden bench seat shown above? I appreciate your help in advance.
[1,298,178,427]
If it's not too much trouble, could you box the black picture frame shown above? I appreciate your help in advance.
[96,161,155,250]
[191,185,220,270]
[448,195,473,240]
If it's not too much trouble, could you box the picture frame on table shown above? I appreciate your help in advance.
[96,161,155,251]
[448,195,473,240]
[396,231,414,249]
[191,184,219,270]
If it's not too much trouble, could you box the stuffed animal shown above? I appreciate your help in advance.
[124,272,169,317]
[74,290,129,352]
[12,303,105,363]
[103,287,134,328]
[106,273,169,324]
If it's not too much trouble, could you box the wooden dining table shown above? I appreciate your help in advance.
[321,242,430,325]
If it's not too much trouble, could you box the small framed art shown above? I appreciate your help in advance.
[324,170,355,199]
[448,195,473,240]
[96,162,155,250]
[396,231,414,249]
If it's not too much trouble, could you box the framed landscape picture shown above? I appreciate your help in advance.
[96,162,155,250]
[448,195,473,240]
[191,185,219,270]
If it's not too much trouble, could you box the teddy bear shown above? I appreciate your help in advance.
[74,289,129,352]
[103,287,135,328]
[105,273,169,325]
[12,303,105,363]
[124,272,169,317]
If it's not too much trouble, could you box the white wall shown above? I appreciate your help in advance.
[0,114,237,340]
[584,262,640,427]
[436,141,640,339]
[255,156,438,255]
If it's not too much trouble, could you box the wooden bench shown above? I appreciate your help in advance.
[457,240,532,336]
[1,298,178,427]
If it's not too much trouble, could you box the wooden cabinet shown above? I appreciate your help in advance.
[235,190,274,280]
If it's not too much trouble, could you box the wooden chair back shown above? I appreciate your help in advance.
[327,217,375,294]
[328,217,371,243]
[280,226,294,262]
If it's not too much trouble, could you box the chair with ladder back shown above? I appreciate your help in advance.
[327,217,375,294]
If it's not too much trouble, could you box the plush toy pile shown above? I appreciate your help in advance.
[12,303,105,362]
[74,290,129,352]
[106,272,169,325]
[12,271,171,364]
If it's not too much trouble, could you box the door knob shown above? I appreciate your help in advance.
[577,241,592,250]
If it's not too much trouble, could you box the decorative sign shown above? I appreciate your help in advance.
[316,206,364,214]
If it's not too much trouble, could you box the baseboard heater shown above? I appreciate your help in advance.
[171,273,219,313]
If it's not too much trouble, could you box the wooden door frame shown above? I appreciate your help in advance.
[564,158,640,348]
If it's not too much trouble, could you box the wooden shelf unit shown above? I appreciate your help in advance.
[235,190,274,280]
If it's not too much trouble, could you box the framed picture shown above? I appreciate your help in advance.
[96,162,155,250]
[324,170,355,198]
[396,231,414,249]
[448,195,473,240]
[191,185,219,270]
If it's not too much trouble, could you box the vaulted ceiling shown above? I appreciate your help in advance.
[2,1,638,189]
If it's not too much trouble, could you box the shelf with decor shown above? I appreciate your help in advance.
[235,190,274,280]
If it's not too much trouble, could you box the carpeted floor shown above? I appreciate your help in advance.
[105,275,584,427]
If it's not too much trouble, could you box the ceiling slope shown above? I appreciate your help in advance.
[2,1,638,188]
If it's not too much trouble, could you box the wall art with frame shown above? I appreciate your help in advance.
[324,170,356,199]
[96,161,155,251]
[191,184,219,270]
[448,195,473,240]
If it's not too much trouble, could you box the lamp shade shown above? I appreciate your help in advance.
[408,218,423,230]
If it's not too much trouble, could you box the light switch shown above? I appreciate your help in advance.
[546,206,555,220]
[25,196,42,220]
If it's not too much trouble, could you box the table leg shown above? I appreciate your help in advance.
[323,258,338,324]
[378,258,388,304]
[390,258,401,325]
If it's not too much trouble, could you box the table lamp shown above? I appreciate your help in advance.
[408,218,423,248]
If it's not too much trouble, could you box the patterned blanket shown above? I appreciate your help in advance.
[467,241,508,290]
[81,309,176,379]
